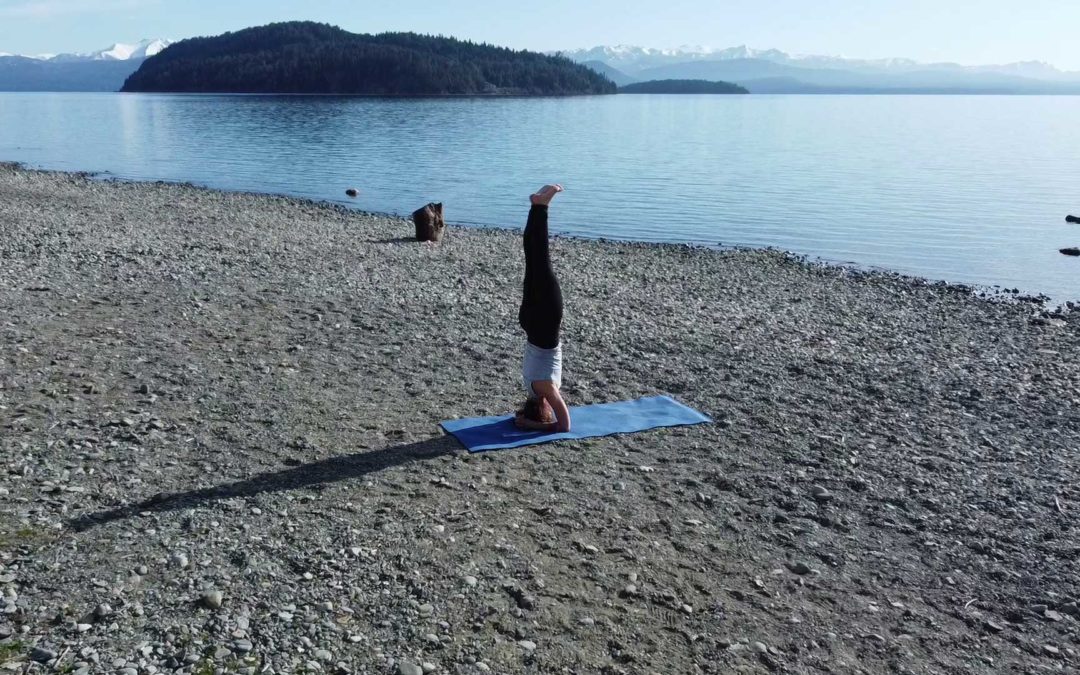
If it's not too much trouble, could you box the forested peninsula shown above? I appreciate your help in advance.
[121,22,616,96]
[619,79,749,94]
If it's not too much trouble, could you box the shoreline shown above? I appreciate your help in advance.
[1,164,1078,673]
[6,161,1070,308]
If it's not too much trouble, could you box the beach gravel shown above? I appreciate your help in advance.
[1,164,1078,673]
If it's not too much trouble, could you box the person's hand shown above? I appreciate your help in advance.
[530,184,564,207]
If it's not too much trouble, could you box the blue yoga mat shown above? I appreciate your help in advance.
[441,395,711,453]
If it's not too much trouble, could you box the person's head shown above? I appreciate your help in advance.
[520,396,555,424]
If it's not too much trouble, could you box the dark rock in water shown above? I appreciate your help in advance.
[1060,247,1080,257]
[345,188,359,198]
[1066,215,1080,224]
[413,202,446,243]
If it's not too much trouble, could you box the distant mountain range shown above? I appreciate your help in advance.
[561,45,1080,94]
[0,39,172,91]
[6,37,1080,95]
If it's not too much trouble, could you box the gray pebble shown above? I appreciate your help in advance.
[233,639,253,653]
[201,590,224,609]
[789,562,813,575]
[811,486,833,502]
[398,662,424,675]
[30,647,58,663]
[518,640,537,651]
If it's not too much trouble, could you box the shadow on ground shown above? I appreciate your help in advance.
[68,435,460,532]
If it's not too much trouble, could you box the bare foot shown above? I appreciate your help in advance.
[530,184,563,207]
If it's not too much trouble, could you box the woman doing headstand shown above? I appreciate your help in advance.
[515,184,571,432]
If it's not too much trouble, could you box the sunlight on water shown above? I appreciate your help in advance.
[1,92,1077,300]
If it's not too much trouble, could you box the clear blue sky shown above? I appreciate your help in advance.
[1,0,1077,70]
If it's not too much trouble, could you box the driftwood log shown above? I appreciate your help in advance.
[412,203,446,243]
[1067,215,1080,224]
[1061,247,1080,257]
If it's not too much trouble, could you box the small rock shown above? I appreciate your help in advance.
[578,617,595,626]
[31,647,58,663]
[1043,645,1060,656]
[418,603,434,617]
[984,620,1004,633]
[346,188,359,198]
[463,576,477,588]
[93,603,112,620]
[475,664,491,673]
[788,562,813,575]
[0,625,12,639]
[752,642,768,653]
[1043,610,1064,622]
[314,649,333,662]
[398,662,423,675]
[811,486,833,502]
[77,623,92,633]
[424,634,439,646]
[201,590,224,609]
[422,664,437,674]
[619,585,639,598]
[170,552,189,569]
[233,639,253,653]
[518,640,536,651]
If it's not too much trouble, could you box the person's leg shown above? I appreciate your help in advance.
[519,203,563,349]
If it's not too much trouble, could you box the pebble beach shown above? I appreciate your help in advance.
[1,164,1078,673]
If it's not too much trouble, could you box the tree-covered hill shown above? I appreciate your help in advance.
[619,79,749,94]
[122,22,616,95]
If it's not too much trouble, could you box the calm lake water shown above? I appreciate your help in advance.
[1,92,1077,300]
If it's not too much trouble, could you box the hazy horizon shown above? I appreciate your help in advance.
[0,0,1078,70]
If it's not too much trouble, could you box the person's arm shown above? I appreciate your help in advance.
[532,381,571,433]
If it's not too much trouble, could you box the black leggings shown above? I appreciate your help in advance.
[518,205,563,350]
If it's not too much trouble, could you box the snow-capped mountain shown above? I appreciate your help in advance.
[561,43,1080,93]
[90,38,172,61]
[0,39,173,92]
[560,44,1078,80]
[18,39,173,63]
